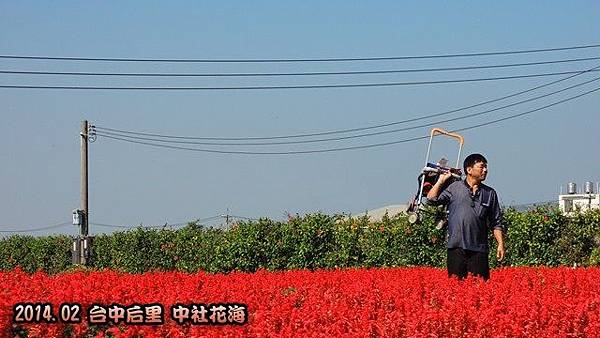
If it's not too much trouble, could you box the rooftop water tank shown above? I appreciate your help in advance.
[584,181,594,194]
[567,182,577,194]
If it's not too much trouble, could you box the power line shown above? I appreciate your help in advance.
[1,43,599,63]
[0,222,71,233]
[192,215,227,223]
[95,65,600,145]
[227,215,259,221]
[94,84,600,155]
[91,222,197,229]
[90,222,192,229]
[95,65,600,141]
[1,69,598,91]
[94,72,600,147]
[2,56,600,77]
[90,222,131,229]
[451,85,600,134]
[507,200,558,207]
[89,215,225,229]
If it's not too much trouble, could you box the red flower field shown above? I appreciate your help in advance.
[1,267,599,337]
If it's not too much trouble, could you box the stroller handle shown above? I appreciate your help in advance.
[422,167,462,179]
[430,128,464,147]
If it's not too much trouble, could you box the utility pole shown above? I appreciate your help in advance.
[80,120,90,265]
[81,120,89,240]
[73,120,91,266]
[72,120,96,265]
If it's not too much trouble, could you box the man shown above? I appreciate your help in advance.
[426,153,505,280]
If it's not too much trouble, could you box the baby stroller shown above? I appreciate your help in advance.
[406,128,464,228]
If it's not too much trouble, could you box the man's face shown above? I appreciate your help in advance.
[467,161,488,182]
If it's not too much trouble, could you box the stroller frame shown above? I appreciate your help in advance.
[407,128,464,224]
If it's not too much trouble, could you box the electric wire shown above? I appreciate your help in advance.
[91,222,201,229]
[95,65,600,145]
[1,43,599,63]
[95,65,600,141]
[451,86,600,134]
[227,215,259,221]
[0,222,72,233]
[88,214,257,230]
[89,222,132,229]
[2,56,599,77]
[94,73,600,147]
[508,200,558,207]
[95,84,600,155]
[2,70,599,90]
[89,215,224,229]
[90,222,217,230]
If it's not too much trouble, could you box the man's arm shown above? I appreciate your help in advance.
[426,172,452,203]
[490,191,506,261]
[493,229,505,261]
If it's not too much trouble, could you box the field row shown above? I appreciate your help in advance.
[2,267,599,337]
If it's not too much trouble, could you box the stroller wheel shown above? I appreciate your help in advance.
[408,212,420,224]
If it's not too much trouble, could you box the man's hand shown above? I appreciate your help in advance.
[438,172,452,184]
[497,243,505,261]
[493,229,505,261]
[427,172,453,200]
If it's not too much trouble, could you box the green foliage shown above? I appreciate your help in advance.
[394,206,447,267]
[172,223,224,273]
[1,208,599,273]
[214,218,282,272]
[0,234,71,273]
[502,206,566,266]
[555,208,600,266]
[91,227,177,273]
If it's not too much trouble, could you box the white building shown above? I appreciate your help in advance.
[559,181,600,215]
[349,204,408,222]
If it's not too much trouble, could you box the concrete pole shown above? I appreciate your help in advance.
[81,120,89,264]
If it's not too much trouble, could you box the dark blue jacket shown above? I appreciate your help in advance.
[428,179,504,253]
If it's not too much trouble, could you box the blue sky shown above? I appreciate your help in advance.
[1,1,599,235]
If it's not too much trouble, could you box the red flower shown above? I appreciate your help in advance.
[1,267,599,337]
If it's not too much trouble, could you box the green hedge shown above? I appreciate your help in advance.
[0,235,72,274]
[1,208,599,274]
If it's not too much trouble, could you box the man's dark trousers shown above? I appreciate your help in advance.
[447,248,489,280]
